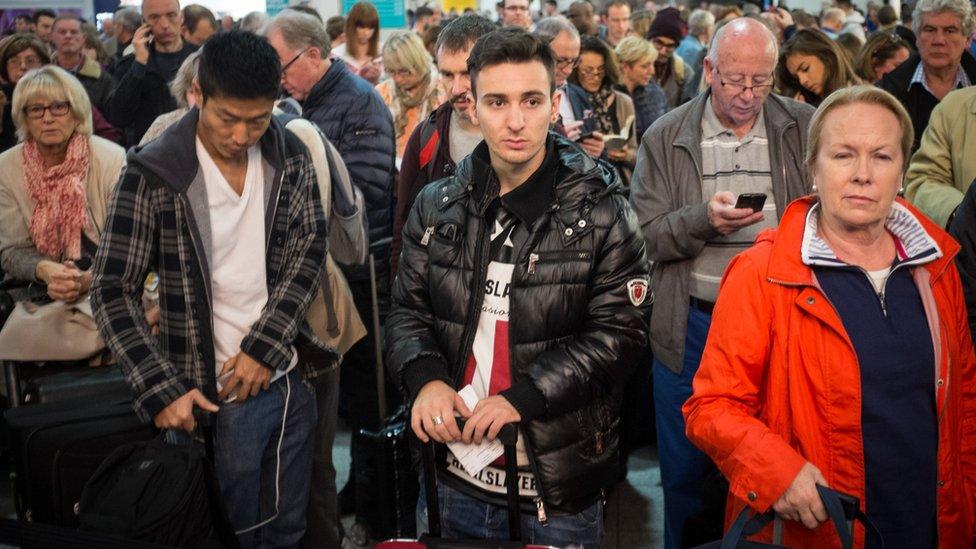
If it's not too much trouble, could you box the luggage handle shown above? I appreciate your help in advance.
[422,420,521,542]
[721,485,884,549]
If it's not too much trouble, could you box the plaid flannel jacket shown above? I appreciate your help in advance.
[92,110,335,422]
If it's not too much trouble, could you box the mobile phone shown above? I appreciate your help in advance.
[734,193,767,212]
[578,131,595,141]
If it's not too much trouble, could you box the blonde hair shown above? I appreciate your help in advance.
[615,35,658,66]
[382,30,432,78]
[806,85,913,174]
[11,65,92,141]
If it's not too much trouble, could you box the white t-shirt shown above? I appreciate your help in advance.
[196,137,296,384]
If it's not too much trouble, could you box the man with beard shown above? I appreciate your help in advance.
[390,14,496,279]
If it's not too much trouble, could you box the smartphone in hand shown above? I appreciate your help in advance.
[734,193,767,213]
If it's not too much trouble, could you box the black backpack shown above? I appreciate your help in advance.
[78,433,239,548]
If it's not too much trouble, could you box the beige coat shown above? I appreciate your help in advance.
[0,135,125,283]
[905,87,976,227]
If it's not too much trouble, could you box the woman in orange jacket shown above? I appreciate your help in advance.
[684,85,976,548]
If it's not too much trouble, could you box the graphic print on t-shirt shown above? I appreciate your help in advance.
[445,206,538,500]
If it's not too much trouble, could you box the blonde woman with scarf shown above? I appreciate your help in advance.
[0,65,124,303]
[375,30,441,164]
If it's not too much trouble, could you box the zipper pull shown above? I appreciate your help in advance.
[528,253,539,275]
[878,291,887,317]
[420,226,434,247]
[535,497,548,525]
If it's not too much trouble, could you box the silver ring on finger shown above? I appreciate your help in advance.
[431,415,444,426]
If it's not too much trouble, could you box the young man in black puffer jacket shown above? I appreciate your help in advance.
[387,27,650,547]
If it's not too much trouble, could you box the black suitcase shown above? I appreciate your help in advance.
[4,395,155,527]
[21,365,130,405]
[351,253,418,542]
[352,405,419,540]
[377,422,558,549]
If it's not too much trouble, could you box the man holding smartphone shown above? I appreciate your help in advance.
[630,18,814,549]
[107,0,198,146]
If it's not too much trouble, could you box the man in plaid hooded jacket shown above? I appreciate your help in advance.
[92,31,335,546]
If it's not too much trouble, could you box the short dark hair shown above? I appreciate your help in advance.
[435,13,496,54]
[183,4,217,34]
[468,27,556,97]
[198,31,280,101]
[15,14,33,24]
[33,9,56,21]
[325,15,346,40]
[287,5,323,23]
[603,0,632,15]
[415,6,434,19]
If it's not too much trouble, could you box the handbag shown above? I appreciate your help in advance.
[306,254,367,355]
[0,293,104,361]
[695,485,884,549]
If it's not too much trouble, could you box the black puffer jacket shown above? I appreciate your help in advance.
[387,135,651,515]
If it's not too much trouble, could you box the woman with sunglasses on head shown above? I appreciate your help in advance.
[776,28,863,106]
[0,66,125,304]
[855,31,912,83]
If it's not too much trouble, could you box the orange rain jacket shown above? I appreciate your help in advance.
[683,196,976,548]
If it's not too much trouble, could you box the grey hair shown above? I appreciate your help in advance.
[913,0,975,36]
[113,7,142,33]
[169,50,201,107]
[239,11,269,34]
[688,9,716,37]
[263,10,331,56]
[707,17,778,64]
[534,15,580,41]
[821,7,846,26]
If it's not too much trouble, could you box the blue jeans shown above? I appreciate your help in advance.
[416,479,603,549]
[653,306,711,549]
[214,369,317,549]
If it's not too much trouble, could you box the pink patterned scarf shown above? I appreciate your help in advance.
[22,133,91,260]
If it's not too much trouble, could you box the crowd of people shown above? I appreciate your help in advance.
[0,0,975,548]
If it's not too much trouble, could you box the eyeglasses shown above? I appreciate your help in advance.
[578,66,606,78]
[556,56,581,69]
[23,101,70,119]
[504,5,530,11]
[385,67,414,78]
[282,48,309,73]
[715,69,773,95]
[651,38,678,51]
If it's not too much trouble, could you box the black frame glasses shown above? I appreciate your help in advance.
[715,69,774,95]
[282,48,310,73]
[23,101,70,119]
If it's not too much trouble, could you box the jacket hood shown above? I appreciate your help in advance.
[127,107,290,193]
[762,195,960,285]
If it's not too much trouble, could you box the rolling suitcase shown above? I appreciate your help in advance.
[352,253,418,542]
[4,394,156,528]
[376,421,557,549]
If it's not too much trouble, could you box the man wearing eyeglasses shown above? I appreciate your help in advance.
[534,16,606,160]
[630,18,814,549]
[500,0,533,30]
